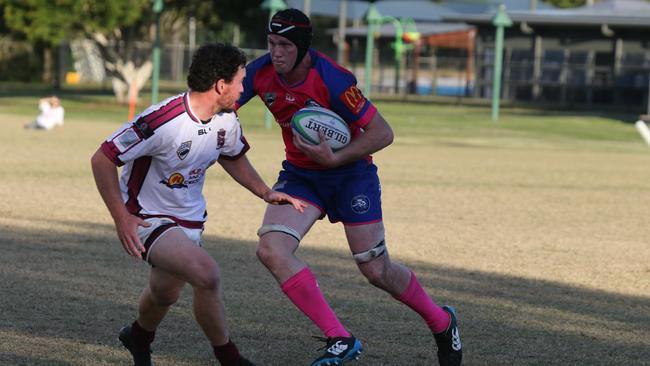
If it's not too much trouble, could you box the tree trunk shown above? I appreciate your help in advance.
[42,46,53,84]
[89,32,153,104]
[109,61,153,104]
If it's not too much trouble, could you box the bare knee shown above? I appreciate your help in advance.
[191,258,221,291]
[359,260,390,289]
[256,237,274,265]
[149,284,182,307]
[256,235,293,268]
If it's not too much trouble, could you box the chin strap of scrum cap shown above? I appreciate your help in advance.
[257,224,302,242]
[353,239,387,264]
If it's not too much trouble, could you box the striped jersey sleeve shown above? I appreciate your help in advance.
[101,95,184,166]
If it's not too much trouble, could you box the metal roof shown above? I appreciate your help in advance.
[286,0,459,22]
[441,0,554,13]
[372,1,458,22]
[442,0,650,28]
[573,0,650,13]
[326,22,474,37]
[286,0,370,20]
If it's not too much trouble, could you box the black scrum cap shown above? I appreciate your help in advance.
[268,8,313,70]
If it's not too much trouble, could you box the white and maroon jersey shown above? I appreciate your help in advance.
[100,92,249,228]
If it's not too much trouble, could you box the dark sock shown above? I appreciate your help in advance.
[213,340,241,366]
[131,320,155,349]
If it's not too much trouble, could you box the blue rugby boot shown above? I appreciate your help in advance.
[311,335,363,366]
[434,306,462,366]
[119,325,153,366]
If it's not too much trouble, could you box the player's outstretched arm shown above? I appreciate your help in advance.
[90,149,150,258]
[218,155,306,212]
[293,111,394,168]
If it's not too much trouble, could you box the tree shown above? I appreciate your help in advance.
[1,0,271,101]
[544,0,587,7]
[1,0,152,101]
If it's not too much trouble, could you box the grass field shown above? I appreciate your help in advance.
[1,93,649,365]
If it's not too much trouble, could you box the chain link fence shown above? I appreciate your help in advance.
[3,38,648,112]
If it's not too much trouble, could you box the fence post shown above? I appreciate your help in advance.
[151,0,163,104]
[491,5,512,122]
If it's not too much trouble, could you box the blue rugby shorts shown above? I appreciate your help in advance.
[272,160,383,225]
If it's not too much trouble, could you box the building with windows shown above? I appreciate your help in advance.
[443,0,650,112]
[287,0,650,112]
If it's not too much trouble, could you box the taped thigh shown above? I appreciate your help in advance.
[352,239,387,264]
[257,224,302,242]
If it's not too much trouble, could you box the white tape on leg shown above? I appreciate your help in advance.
[257,224,302,242]
[353,240,387,263]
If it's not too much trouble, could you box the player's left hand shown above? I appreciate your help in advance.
[263,190,307,212]
[293,131,339,168]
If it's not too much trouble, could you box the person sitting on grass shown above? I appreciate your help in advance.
[24,96,64,130]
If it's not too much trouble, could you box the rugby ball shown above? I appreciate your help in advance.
[291,106,351,151]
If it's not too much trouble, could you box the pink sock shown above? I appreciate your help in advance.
[281,267,350,338]
[395,271,450,334]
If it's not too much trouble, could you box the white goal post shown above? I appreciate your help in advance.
[635,120,650,147]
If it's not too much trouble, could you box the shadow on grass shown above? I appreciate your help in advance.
[1,220,648,366]
[0,355,73,366]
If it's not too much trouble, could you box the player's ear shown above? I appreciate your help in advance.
[215,79,225,95]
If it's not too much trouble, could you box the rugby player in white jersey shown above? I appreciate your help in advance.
[91,43,305,366]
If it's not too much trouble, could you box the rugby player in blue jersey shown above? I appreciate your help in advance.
[236,9,462,366]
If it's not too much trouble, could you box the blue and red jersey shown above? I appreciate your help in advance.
[236,49,377,169]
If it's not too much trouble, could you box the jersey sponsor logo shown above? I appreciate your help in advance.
[264,92,276,107]
[113,127,141,153]
[198,128,208,136]
[134,117,154,138]
[217,129,226,148]
[285,93,296,103]
[177,141,192,160]
[159,172,188,189]
[351,195,370,214]
[187,168,204,184]
[340,85,366,114]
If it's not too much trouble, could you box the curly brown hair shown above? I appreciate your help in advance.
[187,43,246,92]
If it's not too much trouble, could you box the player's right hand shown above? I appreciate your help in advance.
[263,190,307,213]
[113,213,151,259]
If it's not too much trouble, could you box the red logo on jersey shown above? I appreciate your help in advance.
[340,86,366,114]
[217,129,226,148]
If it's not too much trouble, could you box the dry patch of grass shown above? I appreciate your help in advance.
[1,108,649,365]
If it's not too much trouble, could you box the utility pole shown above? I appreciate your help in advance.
[364,4,381,98]
[261,0,287,129]
[491,5,512,122]
[646,70,650,115]
[303,0,311,16]
[337,0,347,65]
[188,15,196,61]
[151,0,163,104]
